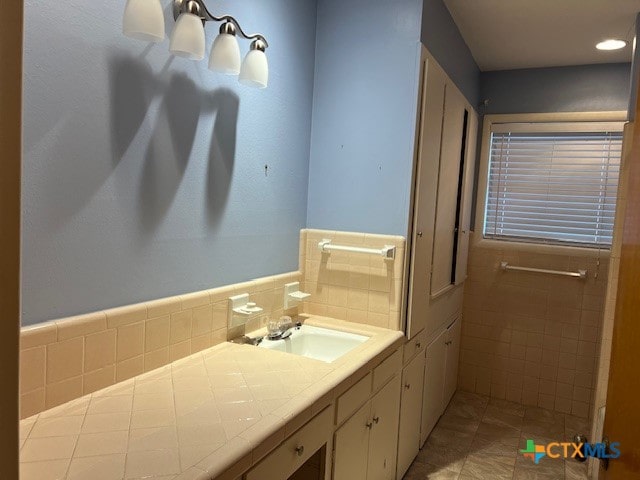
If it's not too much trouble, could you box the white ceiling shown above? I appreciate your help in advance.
[443,0,638,71]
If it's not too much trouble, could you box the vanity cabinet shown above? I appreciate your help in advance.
[333,376,401,480]
[246,406,333,480]
[244,346,404,480]
[367,376,401,480]
[420,315,462,446]
[332,348,402,480]
[333,397,370,480]
[396,350,426,479]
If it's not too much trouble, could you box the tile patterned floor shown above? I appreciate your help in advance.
[403,391,590,480]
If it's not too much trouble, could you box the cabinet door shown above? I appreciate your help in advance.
[406,51,447,339]
[333,400,371,480]
[396,353,426,479]
[430,85,467,298]
[367,376,401,480]
[443,316,462,410]
[420,328,447,446]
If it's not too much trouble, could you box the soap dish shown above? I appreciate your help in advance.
[284,282,311,310]
[233,302,264,315]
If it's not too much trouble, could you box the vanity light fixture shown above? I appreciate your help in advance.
[123,0,269,88]
[596,39,627,51]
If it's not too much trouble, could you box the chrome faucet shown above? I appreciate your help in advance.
[266,317,302,340]
[232,335,263,346]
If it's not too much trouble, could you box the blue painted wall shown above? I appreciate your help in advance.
[27,0,628,325]
[22,0,318,325]
[306,0,423,236]
[480,63,632,115]
[421,0,480,108]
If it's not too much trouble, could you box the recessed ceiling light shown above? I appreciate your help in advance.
[596,39,627,51]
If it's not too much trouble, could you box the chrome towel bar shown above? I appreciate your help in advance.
[500,262,587,279]
[318,239,396,260]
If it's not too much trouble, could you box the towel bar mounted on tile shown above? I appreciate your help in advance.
[318,239,396,260]
[500,262,587,279]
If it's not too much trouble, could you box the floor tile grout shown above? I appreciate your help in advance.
[403,391,589,480]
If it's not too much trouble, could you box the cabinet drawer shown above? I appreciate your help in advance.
[246,406,333,480]
[336,372,372,425]
[403,329,427,365]
[373,348,401,392]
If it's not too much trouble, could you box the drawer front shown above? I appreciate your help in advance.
[246,406,333,480]
[336,372,373,425]
[372,348,402,392]
[403,328,427,365]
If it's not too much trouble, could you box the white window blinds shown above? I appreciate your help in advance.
[484,124,623,247]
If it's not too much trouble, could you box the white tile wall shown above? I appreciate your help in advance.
[459,235,607,419]
[300,229,405,331]
[19,272,302,418]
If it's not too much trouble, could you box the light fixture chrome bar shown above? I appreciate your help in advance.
[318,239,396,260]
[500,262,587,279]
[172,0,268,47]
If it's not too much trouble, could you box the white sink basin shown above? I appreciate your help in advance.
[258,325,369,363]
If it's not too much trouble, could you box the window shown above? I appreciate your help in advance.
[483,120,624,248]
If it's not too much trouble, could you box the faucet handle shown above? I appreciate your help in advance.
[267,319,281,336]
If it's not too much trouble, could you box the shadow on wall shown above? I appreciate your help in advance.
[139,73,201,231]
[25,54,160,231]
[108,53,238,233]
[109,54,155,162]
[207,89,239,229]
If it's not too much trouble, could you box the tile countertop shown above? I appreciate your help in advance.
[19,316,405,480]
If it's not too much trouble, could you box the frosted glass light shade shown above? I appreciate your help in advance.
[209,34,242,75]
[170,13,206,60]
[239,49,269,88]
[123,0,165,43]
